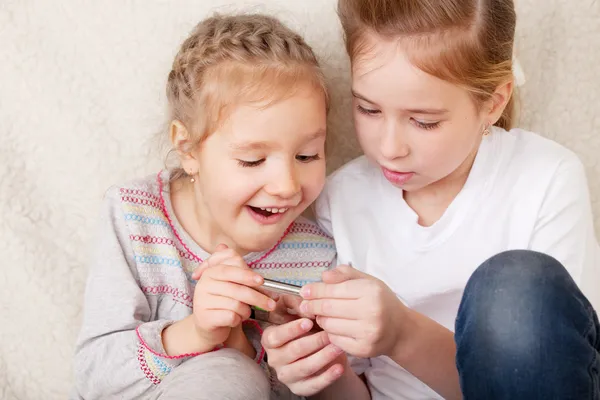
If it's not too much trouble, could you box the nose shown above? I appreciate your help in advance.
[265,162,301,200]
[380,120,410,160]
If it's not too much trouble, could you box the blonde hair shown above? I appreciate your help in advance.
[166,13,328,154]
[338,0,517,130]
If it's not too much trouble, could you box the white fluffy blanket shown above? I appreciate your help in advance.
[1,0,598,398]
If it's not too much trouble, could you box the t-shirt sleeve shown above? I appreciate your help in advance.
[529,154,599,289]
[314,189,334,237]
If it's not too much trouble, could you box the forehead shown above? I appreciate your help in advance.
[352,35,471,109]
[219,88,327,148]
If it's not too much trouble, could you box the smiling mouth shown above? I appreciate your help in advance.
[248,206,289,217]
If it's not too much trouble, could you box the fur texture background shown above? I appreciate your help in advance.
[0,0,598,398]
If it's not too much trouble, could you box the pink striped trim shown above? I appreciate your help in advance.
[130,235,199,262]
[136,326,219,360]
[121,195,161,209]
[251,261,331,269]
[141,285,193,308]
[243,319,266,365]
[157,171,292,266]
[120,187,161,202]
[137,344,161,385]
[289,225,332,238]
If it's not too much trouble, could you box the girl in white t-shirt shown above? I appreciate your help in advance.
[261,0,600,399]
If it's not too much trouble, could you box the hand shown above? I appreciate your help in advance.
[267,294,312,325]
[300,265,408,359]
[191,245,277,349]
[262,318,346,396]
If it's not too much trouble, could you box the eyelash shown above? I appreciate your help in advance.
[357,105,441,130]
[237,154,321,168]
[356,105,380,115]
[413,120,440,130]
[237,159,264,168]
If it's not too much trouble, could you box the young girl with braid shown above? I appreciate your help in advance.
[73,13,335,400]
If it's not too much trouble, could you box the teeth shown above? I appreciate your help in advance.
[255,207,288,213]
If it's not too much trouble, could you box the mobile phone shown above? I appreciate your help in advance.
[261,278,302,296]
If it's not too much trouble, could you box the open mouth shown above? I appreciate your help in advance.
[248,206,288,217]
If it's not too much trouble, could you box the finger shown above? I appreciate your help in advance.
[299,298,358,319]
[205,248,241,269]
[202,309,242,329]
[262,318,314,349]
[191,261,209,280]
[204,295,252,321]
[327,334,362,356]
[315,316,361,337]
[290,363,345,397]
[221,255,250,270]
[270,330,332,370]
[278,343,344,384]
[206,280,276,311]
[204,264,264,287]
[322,264,361,284]
[301,278,373,300]
[268,298,300,325]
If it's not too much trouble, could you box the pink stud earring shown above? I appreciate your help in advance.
[186,170,196,183]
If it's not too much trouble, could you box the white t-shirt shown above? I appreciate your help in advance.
[315,127,599,399]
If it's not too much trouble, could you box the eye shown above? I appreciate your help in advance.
[412,119,440,130]
[237,159,265,167]
[356,104,381,116]
[296,154,321,163]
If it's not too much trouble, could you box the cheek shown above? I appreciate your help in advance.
[301,163,326,201]
[418,124,479,172]
[353,114,380,153]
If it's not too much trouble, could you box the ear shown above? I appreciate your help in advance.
[485,80,514,125]
[169,120,200,173]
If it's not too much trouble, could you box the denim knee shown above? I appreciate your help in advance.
[455,250,599,399]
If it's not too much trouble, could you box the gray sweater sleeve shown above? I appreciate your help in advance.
[73,188,188,399]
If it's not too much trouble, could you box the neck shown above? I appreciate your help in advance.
[403,139,480,226]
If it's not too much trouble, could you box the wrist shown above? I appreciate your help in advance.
[162,315,216,357]
[224,324,256,359]
[389,307,421,364]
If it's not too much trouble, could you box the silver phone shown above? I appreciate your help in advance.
[261,278,302,296]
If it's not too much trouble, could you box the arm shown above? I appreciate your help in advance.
[313,192,461,400]
[310,368,370,400]
[529,155,598,289]
[74,188,197,399]
[388,309,461,400]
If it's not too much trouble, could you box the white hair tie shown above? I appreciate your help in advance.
[513,55,526,87]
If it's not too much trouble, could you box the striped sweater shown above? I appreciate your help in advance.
[73,171,337,399]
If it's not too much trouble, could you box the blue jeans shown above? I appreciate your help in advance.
[456,250,599,399]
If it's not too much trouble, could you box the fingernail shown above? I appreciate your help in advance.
[300,286,310,298]
[254,275,263,284]
[301,320,312,331]
[333,365,344,378]
[330,345,343,355]
[268,299,277,310]
[299,301,308,314]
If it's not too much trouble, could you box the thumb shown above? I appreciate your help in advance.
[322,264,365,284]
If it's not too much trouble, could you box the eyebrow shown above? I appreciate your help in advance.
[229,129,326,152]
[351,89,449,115]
